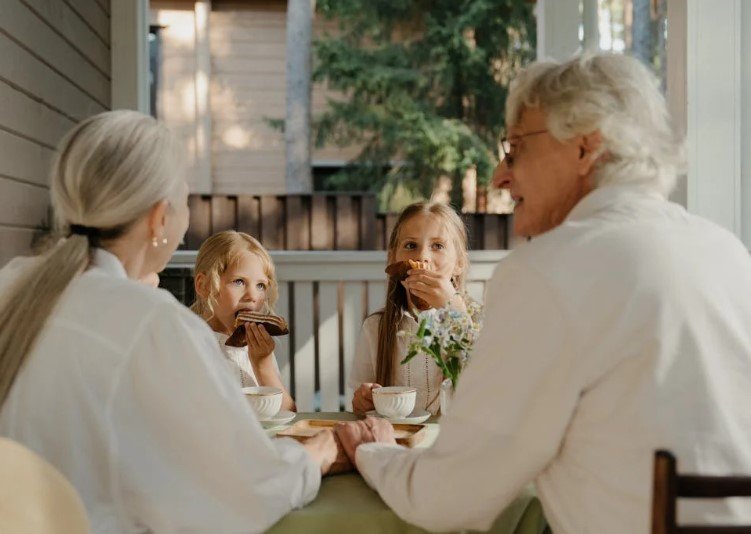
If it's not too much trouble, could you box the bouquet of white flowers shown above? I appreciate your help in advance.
[398,300,483,390]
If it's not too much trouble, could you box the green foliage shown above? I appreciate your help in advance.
[313,0,535,207]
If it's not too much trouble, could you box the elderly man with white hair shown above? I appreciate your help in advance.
[334,53,751,533]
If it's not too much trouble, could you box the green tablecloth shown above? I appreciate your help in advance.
[267,413,549,534]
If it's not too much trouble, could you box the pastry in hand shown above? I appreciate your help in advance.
[384,259,431,310]
[384,259,428,279]
[225,310,289,347]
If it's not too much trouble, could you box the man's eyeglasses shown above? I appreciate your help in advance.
[499,129,548,168]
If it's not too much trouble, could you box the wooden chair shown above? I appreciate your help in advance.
[0,438,89,533]
[652,449,751,534]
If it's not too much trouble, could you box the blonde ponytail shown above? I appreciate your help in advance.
[0,110,183,407]
[0,237,89,404]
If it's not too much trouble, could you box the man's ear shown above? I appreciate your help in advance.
[577,129,604,177]
[147,200,170,242]
[194,272,209,299]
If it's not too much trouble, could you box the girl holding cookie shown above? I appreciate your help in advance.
[349,201,477,415]
[192,231,295,411]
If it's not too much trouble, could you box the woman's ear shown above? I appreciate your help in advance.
[194,272,209,299]
[147,200,170,243]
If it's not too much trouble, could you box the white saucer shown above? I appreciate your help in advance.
[366,409,431,424]
[260,410,296,428]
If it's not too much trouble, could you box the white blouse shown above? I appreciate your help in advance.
[348,312,445,414]
[0,249,319,533]
[213,331,283,389]
[355,185,751,533]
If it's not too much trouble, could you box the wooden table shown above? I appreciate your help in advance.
[266,412,549,534]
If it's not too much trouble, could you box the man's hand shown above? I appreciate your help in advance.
[327,432,354,475]
[352,383,381,415]
[334,417,396,465]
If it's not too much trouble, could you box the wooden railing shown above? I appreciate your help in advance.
[184,194,512,251]
[165,249,508,411]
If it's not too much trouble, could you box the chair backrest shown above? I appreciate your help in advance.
[652,449,751,534]
[0,438,89,533]
[169,249,507,411]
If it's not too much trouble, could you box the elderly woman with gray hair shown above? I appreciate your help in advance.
[0,111,343,532]
[334,53,751,532]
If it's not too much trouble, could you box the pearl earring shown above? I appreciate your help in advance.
[152,237,159,248]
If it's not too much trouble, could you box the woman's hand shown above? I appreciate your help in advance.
[402,268,455,310]
[301,428,340,475]
[244,323,275,365]
[352,383,381,416]
[334,417,396,465]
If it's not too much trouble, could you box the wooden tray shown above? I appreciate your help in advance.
[275,419,427,448]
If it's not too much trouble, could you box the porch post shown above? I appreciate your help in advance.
[285,0,316,193]
[667,0,745,242]
[582,0,600,53]
[535,0,580,61]
[111,0,150,112]
[194,0,213,195]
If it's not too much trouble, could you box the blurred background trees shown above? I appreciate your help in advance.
[311,0,536,212]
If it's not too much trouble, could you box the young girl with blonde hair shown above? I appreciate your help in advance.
[349,201,476,415]
[192,230,295,411]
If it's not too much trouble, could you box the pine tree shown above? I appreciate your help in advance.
[313,0,535,210]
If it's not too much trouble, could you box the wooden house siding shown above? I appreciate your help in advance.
[0,0,111,266]
[152,0,360,197]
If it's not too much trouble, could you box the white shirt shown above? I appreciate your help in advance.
[0,249,320,533]
[355,185,751,533]
[349,313,445,414]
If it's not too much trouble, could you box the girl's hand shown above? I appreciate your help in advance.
[244,323,275,365]
[352,383,381,415]
[402,268,454,310]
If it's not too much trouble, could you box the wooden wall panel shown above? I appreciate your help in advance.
[0,0,110,106]
[19,0,110,76]
[0,0,111,266]
[0,228,36,266]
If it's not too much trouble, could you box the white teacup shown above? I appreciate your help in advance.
[243,386,283,420]
[372,386,416,418]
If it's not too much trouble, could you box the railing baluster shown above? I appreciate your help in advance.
[367,281,386,315]
[293,281,316,411]
[341,282,364,411]
[318,282,340,411]
[275,282,291,391]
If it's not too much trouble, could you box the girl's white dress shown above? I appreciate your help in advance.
[213,332,282,388]
[348,311,445,414]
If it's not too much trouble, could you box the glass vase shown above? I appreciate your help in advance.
[439,378,454,415]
